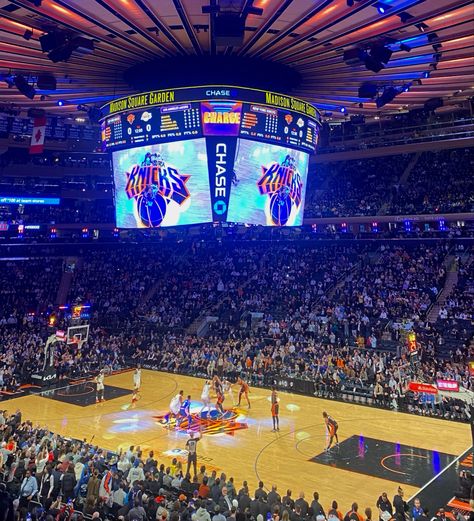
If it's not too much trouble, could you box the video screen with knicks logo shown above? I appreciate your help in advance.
[104,86,320,227]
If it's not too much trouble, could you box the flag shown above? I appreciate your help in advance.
[29,116,46,154]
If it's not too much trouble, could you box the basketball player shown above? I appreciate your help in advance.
[212,375,223,396]
[95,369,105,403]
[323,411,339,451]
[215,385,225,417]
[132,365,142,403]
[200,380,212,414]
[237,377,251,408]
[178,394,192,428]
[271,387,280,432]
[168,390,184,427]
[222,377,235,405]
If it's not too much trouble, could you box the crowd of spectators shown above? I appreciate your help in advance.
[0,242,471,405]
[389,148,474,215]
[304,147,474,218]
[2,200,115,225]
[0,240,472,520]
[0,408,459,521]
[304,155,410,218]
[0,258,61,326]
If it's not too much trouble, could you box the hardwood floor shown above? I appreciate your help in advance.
[10,370,470,512]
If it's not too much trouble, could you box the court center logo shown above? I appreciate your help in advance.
[257,154,303,226]
[125,152,190,227]
[153,407,248,436]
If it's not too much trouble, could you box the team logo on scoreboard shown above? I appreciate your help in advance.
[125,152,190,227]
[257,155,303,226]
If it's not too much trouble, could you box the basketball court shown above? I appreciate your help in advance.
[13,370,470,511]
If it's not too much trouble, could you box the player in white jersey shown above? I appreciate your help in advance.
[95,369,105,403]
[167,390,184,426]
[132,366,142,403]
[222,378,235,405]
[200,380,212,414]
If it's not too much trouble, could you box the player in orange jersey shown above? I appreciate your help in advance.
[237,377,251,408]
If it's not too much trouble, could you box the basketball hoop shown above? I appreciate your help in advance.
[66,324,89,347]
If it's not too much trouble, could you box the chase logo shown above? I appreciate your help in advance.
[213,200,227,215]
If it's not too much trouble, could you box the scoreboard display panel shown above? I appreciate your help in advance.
[102,86,321,228]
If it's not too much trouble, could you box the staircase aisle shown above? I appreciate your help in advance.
[55,257,79,305]
[427,255,458,323]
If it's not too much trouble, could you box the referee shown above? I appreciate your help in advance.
[185,431,202,478]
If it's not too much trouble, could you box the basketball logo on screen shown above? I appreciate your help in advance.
[125,152,190,227]
[257,155,303,226]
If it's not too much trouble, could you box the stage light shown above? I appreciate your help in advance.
[376,86,397,108]
[50,228,57,239]
[398,12,414,23]
[358,102,363,108]
[14,75,36,99]
[360,45,392,73]
[415,23,428,32]
[340,107,346,113]
[374,2,391,14]
[371,45,392,65]
[23,29,33,40]
[57,100,65,106]
[402,83,411,92]
[400,43,411,52]
[41,31,94,63]
[40,31,67,52]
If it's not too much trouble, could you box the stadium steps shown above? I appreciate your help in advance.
[427,255,458,323]
[56,257,79,305]
[398,151,422,185]
[328,248,382,299]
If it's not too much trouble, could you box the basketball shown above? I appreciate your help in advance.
[269,190,292,226]
[137,189,168,227]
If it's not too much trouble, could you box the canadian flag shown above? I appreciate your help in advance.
[29,116,46,154]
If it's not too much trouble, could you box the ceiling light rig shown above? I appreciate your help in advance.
[39,30,94,63]
[374,2,391,15]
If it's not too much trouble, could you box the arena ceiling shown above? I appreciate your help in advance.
[0,0,473,119]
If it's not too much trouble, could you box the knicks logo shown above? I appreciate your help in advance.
[153,407,248,436]
[125,161,190,227]
[257,155,303,226]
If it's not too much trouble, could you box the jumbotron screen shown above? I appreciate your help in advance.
[101,86,321,228]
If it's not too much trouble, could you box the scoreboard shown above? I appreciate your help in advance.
[102,86,321,229]
[101,86,320,153]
